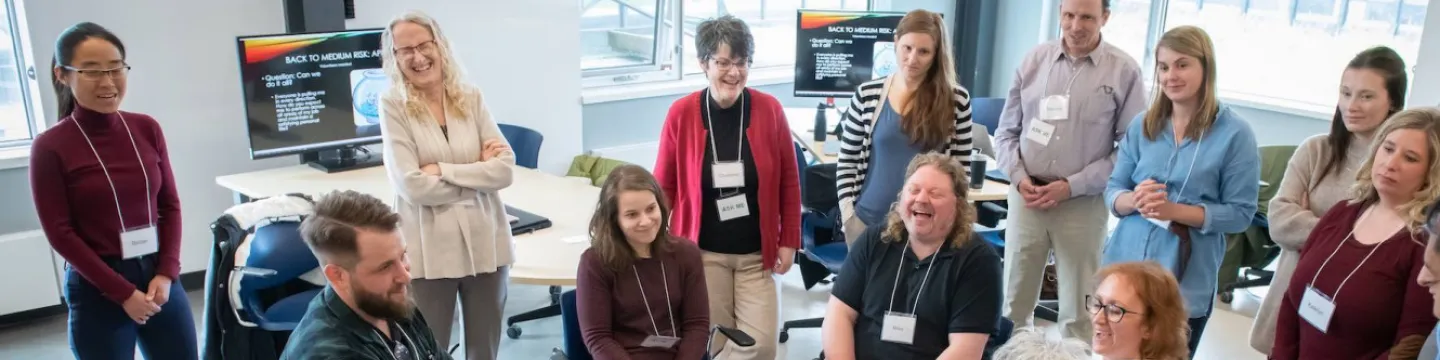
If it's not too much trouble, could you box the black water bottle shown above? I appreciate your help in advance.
[813,103,828,142]
[970,159,986,189]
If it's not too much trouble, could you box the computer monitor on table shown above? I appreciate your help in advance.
[235,28,388,173]
[792,10,905,138]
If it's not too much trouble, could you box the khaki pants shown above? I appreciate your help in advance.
[410,266,508,360]
[1001,190,1107,343]
[702,252,778,360]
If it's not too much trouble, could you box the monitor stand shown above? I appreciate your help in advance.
[304,147,382,173]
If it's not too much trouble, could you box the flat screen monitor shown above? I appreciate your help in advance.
[235,29,387,162]
[792,10,905,98]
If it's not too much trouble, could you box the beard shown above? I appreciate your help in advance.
[351,284,414,321]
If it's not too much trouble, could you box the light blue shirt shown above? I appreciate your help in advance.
[1101,104,1260,318]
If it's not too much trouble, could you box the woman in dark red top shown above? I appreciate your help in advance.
[653,15,800,360]
[1271,108,1440,360]
[30,22,196,359]
[577,165,710,360]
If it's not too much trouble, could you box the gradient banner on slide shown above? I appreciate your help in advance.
[235,29,385,159]
[793,10,904,98]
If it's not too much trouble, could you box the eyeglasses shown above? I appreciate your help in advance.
[393,40,437,58]
[62,64,130,81]
[1087,295,1143,324]
[708,57,751,71]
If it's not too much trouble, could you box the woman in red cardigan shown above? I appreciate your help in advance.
[653,15,801,360]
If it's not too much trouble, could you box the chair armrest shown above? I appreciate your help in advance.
[976,201,1009,228]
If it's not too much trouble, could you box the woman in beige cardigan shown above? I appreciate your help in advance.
[378,11,515,360]
[1250,46,1407,354]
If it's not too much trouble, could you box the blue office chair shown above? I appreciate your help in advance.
[970,97,1005,136]
[499,123,543,169]
[552,289,755,360]
[234,221,323,331]
[779,161,846,344]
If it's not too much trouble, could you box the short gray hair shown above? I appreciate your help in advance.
[992,327,1091,360]
[694,15,753,62]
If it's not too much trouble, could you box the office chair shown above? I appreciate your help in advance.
[779,162,845,343]
[970,97,1005,136]
[1218,145,1295,303]
[233,221,323,332]
[499,123,544,169]
[552,290,756,360]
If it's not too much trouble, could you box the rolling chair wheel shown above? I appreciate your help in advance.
[779,331,790,343]
[1219,291,1234,304]
[507,325,523,339]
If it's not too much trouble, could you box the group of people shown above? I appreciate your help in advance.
[25,0,1440,359]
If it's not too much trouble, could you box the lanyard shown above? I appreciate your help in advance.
[703,88,746,166]
[1161,127,1206,203]
[373,325,419,360]
[887,238,938,314]
[1308,207,1391,301]
[69,114,153,231]
[633,262,678,337]
[1042,56,1086,97]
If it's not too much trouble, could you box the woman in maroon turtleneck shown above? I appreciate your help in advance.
[29,22,197,359]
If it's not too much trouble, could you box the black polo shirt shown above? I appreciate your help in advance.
[831,225,1002,359]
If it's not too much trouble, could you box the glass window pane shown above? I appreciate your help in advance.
[0,1,31,142]
[580,0,661,71]
[681,0,869,74]
[1103,0,1155,69]
[1165,0,1426,109]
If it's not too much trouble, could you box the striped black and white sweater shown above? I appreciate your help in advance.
[836,77,974,224]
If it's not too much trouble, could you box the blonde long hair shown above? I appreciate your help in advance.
[894,9,960,151]
[380,10,472,121]
[1349,107,1440,231]
[882,152,975,249]
[1142,25,1219,141]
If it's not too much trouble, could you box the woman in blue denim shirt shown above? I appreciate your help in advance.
[1101,26,1259,358]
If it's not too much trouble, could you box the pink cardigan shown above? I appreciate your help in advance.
[654,89,801,267]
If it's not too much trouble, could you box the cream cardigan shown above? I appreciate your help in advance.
[380,85,516,280]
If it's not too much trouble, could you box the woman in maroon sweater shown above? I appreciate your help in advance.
[578,165,710,360]
[30,22,196,359]
[1271,108,1440,360]
[653,15,800,359]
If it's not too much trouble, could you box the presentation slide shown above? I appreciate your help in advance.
[793,11,904,98]
[236,29,386,158]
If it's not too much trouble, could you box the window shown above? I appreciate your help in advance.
[1,0,39,145]
[580,0,872,87]
[1102,0,1427,111]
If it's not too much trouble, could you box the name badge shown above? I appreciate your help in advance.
[880,311,917,345]
[712,162,744,189]
[640,335,681,349]
[121,225,159,259]
[717,193,751,221]
[1299,286,1336,333]
[1025,118,1055,146]
[1146,217,1172,230]
[1040,95,1069,121]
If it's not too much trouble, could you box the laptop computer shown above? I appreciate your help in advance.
[505,205,552,235]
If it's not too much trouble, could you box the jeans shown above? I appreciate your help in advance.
[1186,309,1213,359]
[65,254,198,360]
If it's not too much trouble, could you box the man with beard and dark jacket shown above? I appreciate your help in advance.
[281,190,452,360]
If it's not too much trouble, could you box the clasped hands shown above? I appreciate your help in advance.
[1130,179,1177,221]
[123,275,173,325]
[1018,178,1071,210]
[420,139,510,176]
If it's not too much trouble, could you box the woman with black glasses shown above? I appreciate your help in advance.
[1087,262,1189,360]
[30,22,197,359]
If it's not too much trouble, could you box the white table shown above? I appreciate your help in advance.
[781,106,1010,202]
[215,165,598,287]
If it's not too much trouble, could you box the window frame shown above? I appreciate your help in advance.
[1,0,44,151]
[581,0,876,90]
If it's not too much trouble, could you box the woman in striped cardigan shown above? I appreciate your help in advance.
[836,9,974,243]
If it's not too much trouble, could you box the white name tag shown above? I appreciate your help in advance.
[640,335,681,349]
[717,193,751,221]
[1146,217,1172,230]
[1040,95,1069,121]
[121,226,159,259]
[1299,286,1336,333]
[712,162,744,189]
[880,311,917,345]
[1026,119,1055,146]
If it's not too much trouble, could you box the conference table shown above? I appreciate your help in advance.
[781,106,1010,202]
[216,164,598,338]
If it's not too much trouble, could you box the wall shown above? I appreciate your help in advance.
[345,0,582,174]
[1408,1,1440,107]
[15,0,294,273]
